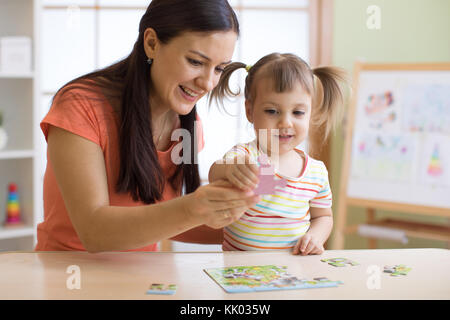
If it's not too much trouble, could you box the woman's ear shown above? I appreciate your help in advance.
[245,100,253,123]
[143,28,159,59]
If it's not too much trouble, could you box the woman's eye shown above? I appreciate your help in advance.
[215,66,225,74]
[187,58,202,66]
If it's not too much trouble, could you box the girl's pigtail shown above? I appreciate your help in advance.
[312,66,348,140]
[209,62,247,111]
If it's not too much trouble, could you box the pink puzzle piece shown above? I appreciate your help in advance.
[253,155,287,195]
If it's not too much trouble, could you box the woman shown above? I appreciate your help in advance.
[36,0,260,252]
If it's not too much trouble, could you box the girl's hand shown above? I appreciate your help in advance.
[224,155,259,191]
[183,179,261,229]
[292,233,325,256]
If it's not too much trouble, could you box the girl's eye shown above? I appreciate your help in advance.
[264,109,277,115]
[187,58,203,66]
[294,111,305,116]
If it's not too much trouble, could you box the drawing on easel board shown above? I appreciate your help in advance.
[420,134,450,188]
[347,66,450,209]
[402,84,450,134]
[351,133,415,182]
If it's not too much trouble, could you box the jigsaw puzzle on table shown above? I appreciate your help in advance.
[204,265,343,293]
[383,265,412,276]
[321,257,360,267]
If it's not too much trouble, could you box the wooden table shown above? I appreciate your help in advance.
[0,248,449,300]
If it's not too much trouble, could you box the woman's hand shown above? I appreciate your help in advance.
[292,233,325,256]
[183,179,260,229]
[223,155,260,191]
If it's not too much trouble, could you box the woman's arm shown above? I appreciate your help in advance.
[48,126,258,252]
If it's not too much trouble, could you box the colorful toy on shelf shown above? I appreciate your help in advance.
[4,183,23,227]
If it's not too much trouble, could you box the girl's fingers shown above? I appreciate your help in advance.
[234,167,258,189]
[228,171,247,190]
[302,241,316,256]
[248,163,260,178]
[292,240,302,255]
[241,164,260,184]
[300,235,310,253]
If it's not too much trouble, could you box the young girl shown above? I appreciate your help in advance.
[208,53,347,255]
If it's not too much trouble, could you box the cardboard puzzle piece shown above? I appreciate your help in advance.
[253,155,287,195]
[383,265,411,276]
[321,258,360,267]
[146,283,177,295]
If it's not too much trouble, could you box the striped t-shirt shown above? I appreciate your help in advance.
[222,141,332,251]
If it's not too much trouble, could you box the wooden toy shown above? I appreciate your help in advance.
[4,183,23,227]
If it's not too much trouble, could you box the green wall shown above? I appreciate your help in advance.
[330,0,450,249]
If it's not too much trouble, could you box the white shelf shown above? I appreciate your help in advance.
[0,226,35,240]
[0,72,34,79]
[0,0,41,251]
[0,149,35,160]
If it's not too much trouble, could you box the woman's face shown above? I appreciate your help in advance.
[145,29,237,115]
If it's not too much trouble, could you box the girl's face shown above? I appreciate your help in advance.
[145,29,237,115]
[245,77,312,156]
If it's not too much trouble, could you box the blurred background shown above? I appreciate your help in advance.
[0,0,448,252]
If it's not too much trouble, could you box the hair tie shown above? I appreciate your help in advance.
[245,64,252,72]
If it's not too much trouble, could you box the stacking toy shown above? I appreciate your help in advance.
[4,183,23,226]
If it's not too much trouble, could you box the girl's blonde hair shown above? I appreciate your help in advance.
[210,52,348,140]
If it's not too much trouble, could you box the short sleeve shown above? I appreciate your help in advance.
[40,87,102,146]
[309,162,332,208]
[223,144,251,161]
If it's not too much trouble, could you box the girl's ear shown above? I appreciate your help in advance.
[245,100,253,123]
[143,28,160,59]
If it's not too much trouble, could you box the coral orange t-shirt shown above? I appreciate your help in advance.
[35,83,204,251]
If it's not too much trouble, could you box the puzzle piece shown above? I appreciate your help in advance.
[321,258,360,267]
[146,283,177,295]
[383,265,411,276]
[254,155,287,195]
[254,174,287,195]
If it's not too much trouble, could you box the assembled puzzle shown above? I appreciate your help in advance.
[204,265,343,293]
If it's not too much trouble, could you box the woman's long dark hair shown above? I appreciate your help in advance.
[54,0,239,204]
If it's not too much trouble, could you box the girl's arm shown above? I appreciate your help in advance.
[48,126,258,252]
[307,207,333,245]
[292,207,333,255]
